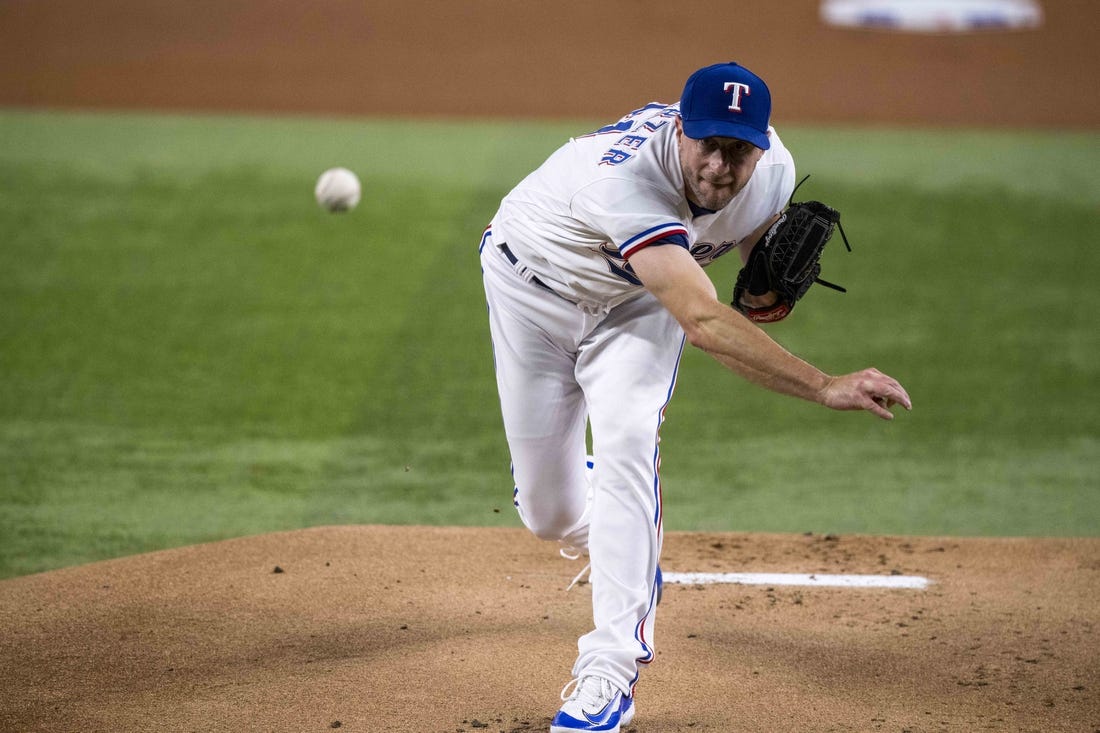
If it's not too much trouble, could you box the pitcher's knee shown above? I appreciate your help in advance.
[511,464,589,543]
[514,491,582,541]
[524,512,579,542]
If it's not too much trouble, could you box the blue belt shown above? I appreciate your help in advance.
[499,242,553,293]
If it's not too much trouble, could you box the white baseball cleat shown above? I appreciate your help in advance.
[550,676,635,733]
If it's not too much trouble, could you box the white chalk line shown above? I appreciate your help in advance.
[664,571,930,590]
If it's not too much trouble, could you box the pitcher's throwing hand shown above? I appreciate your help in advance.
[820,368,912,420]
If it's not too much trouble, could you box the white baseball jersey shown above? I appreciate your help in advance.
[491,102,796,311]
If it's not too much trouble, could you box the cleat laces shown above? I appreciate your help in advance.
[565,562,591,592]
[560,676,616,709]
[560,542,591,591]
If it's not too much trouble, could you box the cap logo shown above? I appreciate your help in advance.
[680,63,771,149]
[723,82,751,112]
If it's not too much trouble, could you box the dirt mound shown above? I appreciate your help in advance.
[2,526,1097,732]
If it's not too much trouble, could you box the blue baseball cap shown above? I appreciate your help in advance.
[680,62,772,150]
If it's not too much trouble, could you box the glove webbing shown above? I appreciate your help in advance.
[788,175,851,294]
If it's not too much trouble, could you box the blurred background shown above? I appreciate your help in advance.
[1,0,1097,578]
[2,0,1096,126]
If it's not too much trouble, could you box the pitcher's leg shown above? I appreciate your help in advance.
[571,295,685,693]
[483,244,591,547]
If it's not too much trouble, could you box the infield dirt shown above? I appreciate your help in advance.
[1,1,1098,731]
[1,527,1098,732]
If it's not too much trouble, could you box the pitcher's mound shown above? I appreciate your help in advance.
[1,526,1097,732]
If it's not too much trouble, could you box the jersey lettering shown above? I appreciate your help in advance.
[690,239,739,266]
[585,102,668,136]
[589,119,634,136]
[596,242,642,285]
[642,118,670,133]
[617,134,648,150]
[599,149,633,166]
[592,105,678,165]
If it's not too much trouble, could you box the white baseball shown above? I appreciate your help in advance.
[314,167,361,212]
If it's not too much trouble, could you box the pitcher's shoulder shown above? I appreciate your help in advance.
[761,127,794,167]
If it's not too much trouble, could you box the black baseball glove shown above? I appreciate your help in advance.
[732,199,850,323]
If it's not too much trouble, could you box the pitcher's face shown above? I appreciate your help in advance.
[676,117,764,210]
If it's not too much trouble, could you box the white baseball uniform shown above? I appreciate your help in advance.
[480,101,795,695]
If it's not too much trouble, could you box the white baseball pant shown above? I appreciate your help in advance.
[480,229,683,694]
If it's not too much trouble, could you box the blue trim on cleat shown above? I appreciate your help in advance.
[551,692,634,732]
[550,677,638,726]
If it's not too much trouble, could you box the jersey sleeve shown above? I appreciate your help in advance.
[568,178,689,259]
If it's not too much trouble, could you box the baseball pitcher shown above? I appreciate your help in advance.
[479,61,911,733]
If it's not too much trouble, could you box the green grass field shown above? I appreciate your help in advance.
[1,109,1097,579]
